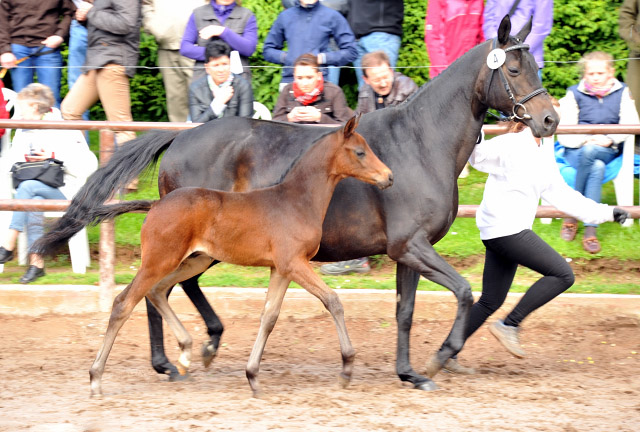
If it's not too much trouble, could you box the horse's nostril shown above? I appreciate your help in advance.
[543,115,557,129]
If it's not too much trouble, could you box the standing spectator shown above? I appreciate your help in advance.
[424,0,484,79]
[272,53,353,124]
[320,50,416,276]
[143,0,205,122]
[0,0,75,107]
[264,0,357,90]
[557,51,639,253]
[180,0,257,83]
[483,0,553,79]
[60,0,140,149]
[347,0,404,89]
[619,0,640,117]
[188,38,253,123]
[68,0,91,131]
[0,84,97,284]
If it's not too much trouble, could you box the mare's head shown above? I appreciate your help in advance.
[478,15,559,137]
[333,116,393,189]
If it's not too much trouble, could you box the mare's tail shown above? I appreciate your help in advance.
[31,130,180,257]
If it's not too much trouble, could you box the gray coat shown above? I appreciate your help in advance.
[188,74,254,123]
[83,0,142,78]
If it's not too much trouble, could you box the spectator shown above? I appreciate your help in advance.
[180,0,257,83]
[483,0,553,79]
[0,83,97,284]
[68,0,91,132]
[355,50,418,114]
[347,0,404,89]
[0,79,8,140]
[281,0,349,85]
[557,51,639,253]
[61,0,140,149]
[618,0,640,118]
[439,117,628,373]
[264,0,357,90]
[143,0,205,122]
[424,0,484,79]
[272,53,353,124]
[188,38,253,123]
[0,0,75,107]
[320,50,417,276]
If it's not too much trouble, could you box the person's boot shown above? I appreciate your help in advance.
[443,357,476,375]
[560,217,578,241]
[489,320,526,358]
[582,226,601,254]
[19,265,45,284]
[319,258,370,275]
[0,246,15,264]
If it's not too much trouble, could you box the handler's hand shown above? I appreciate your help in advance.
[613,207,629,225]
[1,52,17,69]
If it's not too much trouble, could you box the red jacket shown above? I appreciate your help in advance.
[0,80,8,138]
[425,0,484,79]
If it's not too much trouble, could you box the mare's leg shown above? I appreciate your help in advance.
[146,287,181,379]
[289,261,356,388]
[89,273,158,398]
[246,268,290,397]
[393,236,473,389]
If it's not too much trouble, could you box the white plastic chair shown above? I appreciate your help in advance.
[540,135,635,227]
[0,88,17,273]
[252,101,272,120]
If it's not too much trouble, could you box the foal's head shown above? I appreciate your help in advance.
[333,116,393,189]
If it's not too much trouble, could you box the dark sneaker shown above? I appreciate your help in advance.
[319,258,370,275]
[19,265,45,284]
[0,246,14,264]
[489,320,526,358]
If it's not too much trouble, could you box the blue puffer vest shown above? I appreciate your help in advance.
[569,83,625,125]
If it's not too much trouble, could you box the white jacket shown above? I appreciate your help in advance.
[4,110,98,199]
[469,129,615,240]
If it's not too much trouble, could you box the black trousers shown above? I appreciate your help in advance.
[465,229,575,339]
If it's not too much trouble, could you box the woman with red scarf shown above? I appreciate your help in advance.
[272,53,353,124]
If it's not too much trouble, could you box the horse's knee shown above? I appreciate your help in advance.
[454,280,474,308]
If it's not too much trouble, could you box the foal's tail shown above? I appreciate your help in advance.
[31,130,180,257]
[88,200,156,225]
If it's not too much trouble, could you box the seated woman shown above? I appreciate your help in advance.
[272,53,353,124]
[558,51,639,253]
[188,38,254,123]
[0,83,98,283]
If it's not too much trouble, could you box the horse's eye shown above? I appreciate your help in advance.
[508,67,520,75]
[355,149,366,158]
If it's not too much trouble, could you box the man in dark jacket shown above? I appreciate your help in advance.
[347,0,404,88]
[272,53,353,124]
[264,0,357,89]
[61,0,140,146]
[188,38,253,123]
[355,50,417,114]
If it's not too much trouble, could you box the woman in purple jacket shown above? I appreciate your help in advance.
[180,0,257,82]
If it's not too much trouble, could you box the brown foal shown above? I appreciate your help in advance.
[88,116,393,398]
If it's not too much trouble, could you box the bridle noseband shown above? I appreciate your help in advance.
[485,37,547,121]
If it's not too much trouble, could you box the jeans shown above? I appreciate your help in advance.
[68,20,89,123]
[353,32,401,89]
[10,44,63,107]
[465,230,574,339]
[325,38,340,86]
[8,180,65,250]
[563,143,620,227]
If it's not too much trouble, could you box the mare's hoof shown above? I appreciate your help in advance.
[338,373,351,389]
[168,370,190,382]
[201,341,218,368]
[414,380,438,392]
[425,353,443,378]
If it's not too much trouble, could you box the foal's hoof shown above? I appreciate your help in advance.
[425,353,443,378]
[338,373,351,389]
[90,391,103,399]
[414,380,438,392]
[168,370,190,382]
[201,341,218,368]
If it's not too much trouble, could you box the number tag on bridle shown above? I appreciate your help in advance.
[487,49,506,70]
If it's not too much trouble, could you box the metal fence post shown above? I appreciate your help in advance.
[99,129,116,312]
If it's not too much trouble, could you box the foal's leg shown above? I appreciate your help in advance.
[289,260,356,388]
[246,268,290,397]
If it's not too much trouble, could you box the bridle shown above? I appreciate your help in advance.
[484,37,548,121]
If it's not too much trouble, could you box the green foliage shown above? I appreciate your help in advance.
[398,0,430,87]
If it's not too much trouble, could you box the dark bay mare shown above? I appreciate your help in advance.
[35,16,558,391]
[83,116,393,397]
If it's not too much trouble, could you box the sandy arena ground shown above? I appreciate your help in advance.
[0,287,639,431]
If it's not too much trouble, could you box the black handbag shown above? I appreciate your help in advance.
[10,158,65,189]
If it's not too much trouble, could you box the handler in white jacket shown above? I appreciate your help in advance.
[0,83,97,283]
[455,121,628,367]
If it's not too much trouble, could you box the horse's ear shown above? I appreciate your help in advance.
[343,114,360,140]
[515,16,533,42]
[497,15,511,45]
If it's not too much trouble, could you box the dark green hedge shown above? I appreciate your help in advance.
[60,0,630,122]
